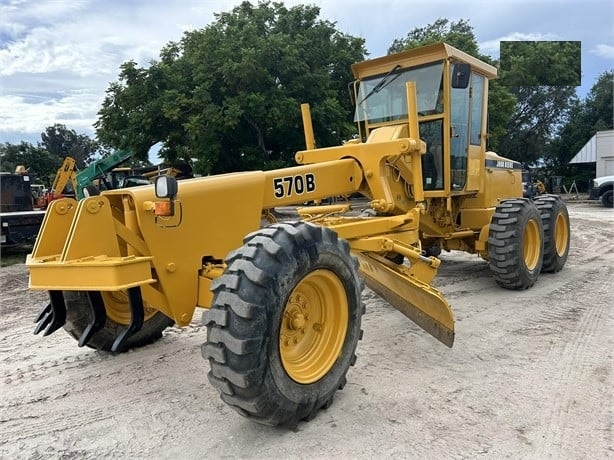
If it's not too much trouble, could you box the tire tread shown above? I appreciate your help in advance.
[202,221,364,426]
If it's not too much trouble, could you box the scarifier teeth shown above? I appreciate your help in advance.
[33,304,53,335]
[34,303,51,324]
[110,286,145,353]
[33,291,67,336]
[77,291,107,347]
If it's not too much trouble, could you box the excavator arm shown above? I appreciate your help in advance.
[48,157,77,200]
[74,150,133,199]
[45,151,133,206]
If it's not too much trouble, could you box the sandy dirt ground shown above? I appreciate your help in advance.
[0,202,612,459]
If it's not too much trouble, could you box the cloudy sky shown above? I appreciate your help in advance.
[1,0,613,152]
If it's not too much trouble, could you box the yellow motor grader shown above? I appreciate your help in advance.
[26,43,570,426]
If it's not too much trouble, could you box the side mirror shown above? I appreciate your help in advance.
[155,175,178,199]
[451,63,471,89]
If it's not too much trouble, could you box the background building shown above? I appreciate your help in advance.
[569,130,614,178]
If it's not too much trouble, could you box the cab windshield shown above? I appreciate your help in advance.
[354,61,444,123]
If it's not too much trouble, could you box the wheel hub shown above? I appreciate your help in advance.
[289,311,306,330]
[279,269,348,384]
[282,299,308,346]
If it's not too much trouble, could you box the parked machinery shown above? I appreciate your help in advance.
[27,43,570,426]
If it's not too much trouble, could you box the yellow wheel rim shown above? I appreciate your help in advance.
[523,218,541,271]
[280,269,349,384]
[102,291,158,325]
[554,212,569,257]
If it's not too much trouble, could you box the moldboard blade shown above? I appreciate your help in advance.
[355,252,454,347]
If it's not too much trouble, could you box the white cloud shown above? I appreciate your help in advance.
[1,27,112,77]
[590,44,614,59]
[0,1,208,78]
[0,0,225,143]
[0,90,101,135]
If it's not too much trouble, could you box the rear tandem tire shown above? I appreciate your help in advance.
[534,195,570,273]
[202,221,364,427]
[62,291,174,352]
[488,199,544,290]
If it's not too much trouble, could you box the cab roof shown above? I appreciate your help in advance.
[351,42,498,80]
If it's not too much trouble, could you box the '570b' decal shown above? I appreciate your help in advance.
[273,174,316,198]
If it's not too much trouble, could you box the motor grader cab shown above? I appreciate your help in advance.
[26,43,570,427]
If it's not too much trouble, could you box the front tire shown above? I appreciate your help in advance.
[535,195,570,273]
[488,199,544,290]
[202,221,364,426]
[601,189,613,208]
[62,291,174,351]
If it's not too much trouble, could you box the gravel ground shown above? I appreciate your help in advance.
[0,202,612,459]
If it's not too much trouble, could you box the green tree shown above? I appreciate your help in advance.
[487,81,517,153]
[387,18,516,153]
[40,124,98,169]
[500,41,581,87]
[0,141,61,185]
[497,85,577,165]
[497,41,581,165]
[500,51,578,164]
[547,70,613,174]
[1,125,103,186]
[95,1,366,174]
[388,18,479,56]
